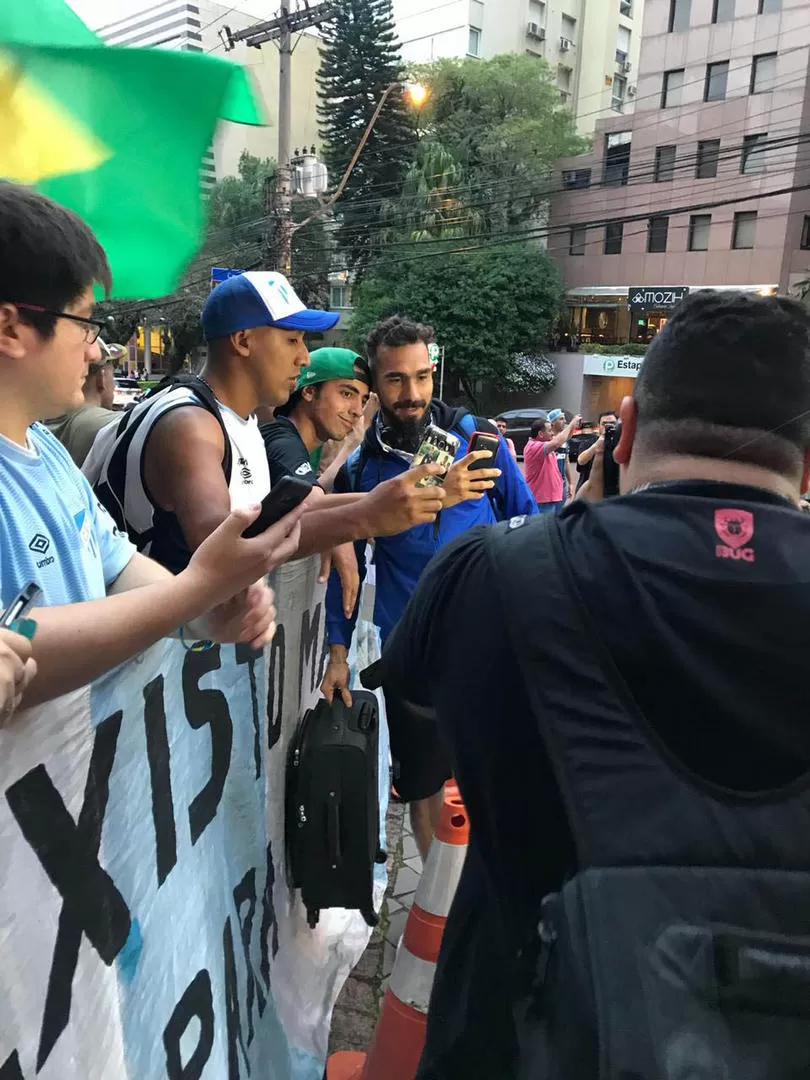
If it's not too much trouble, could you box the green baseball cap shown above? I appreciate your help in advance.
[297,347,371,391]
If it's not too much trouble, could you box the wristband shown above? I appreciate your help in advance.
[178,626,214,652]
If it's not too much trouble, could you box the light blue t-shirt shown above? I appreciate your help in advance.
[0,423,136,610]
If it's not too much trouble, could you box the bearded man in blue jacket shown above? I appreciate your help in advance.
[321,315,536,856]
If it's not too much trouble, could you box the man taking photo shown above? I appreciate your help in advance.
[524,412,580,513]
[321,314,536,857]
[380,290,810,1079]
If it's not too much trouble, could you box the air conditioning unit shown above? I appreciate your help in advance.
[527,21,546,39]
[622,60,632,73]
[627,83,637,96]
[559,36,571,51]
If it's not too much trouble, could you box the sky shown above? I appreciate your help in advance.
[67,0,271,31]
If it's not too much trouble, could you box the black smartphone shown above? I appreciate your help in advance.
[602,422,622,498]
[467,432,501,471]
[0,582,43,629]
[241,476,312,538]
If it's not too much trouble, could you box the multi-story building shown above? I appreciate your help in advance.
[393,0,644,134]
[93,0,321,183]
[548,0,810,417]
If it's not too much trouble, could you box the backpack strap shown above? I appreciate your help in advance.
[145,374,232,484]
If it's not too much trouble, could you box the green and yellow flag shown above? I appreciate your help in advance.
[0,0,265,297]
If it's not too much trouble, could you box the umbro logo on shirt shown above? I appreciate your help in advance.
[29,533,55,569]
[295,462,313,476]
[238,456,253,484]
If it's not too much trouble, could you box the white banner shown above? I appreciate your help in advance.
[0,558,385,1080]
[582,353,643,378]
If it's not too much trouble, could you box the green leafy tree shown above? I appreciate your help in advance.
[380,141,484,242]
[317,0,417,274]
[349,242,563,407]
[407,54,588,235]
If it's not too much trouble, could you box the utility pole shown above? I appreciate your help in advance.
[223,3,334,276]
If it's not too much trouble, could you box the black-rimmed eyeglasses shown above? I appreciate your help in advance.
[13,303,105,344]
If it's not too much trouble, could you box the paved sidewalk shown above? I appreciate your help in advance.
[328,800,423,1054]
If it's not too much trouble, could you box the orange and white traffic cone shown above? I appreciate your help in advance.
[327,792,469,1080]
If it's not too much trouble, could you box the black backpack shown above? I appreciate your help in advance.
[497,513,810,1079]
[286,692,385,929]
[91,373,232,550]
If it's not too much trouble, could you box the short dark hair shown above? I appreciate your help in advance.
[598,409,618,422]
[634,290,810,475]
[531,418,549,438]
[0,183,111,338]
[365,315,434,372]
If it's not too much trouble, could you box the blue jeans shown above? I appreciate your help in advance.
[536,500,563,515]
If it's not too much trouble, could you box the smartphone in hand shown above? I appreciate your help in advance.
[467,432,500,471]
[241,476,312,538]
[410,424,460,487]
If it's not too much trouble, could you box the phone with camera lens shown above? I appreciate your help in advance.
[467,432,501,471]
[410,424,460,487]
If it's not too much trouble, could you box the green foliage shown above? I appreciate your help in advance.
[406,54,589,235]
[380,141,484,242]
[207,150,275,232]
[505,352,557,394]
[317,0,416,273]
[582,342,648,355]
[349,242,562,405]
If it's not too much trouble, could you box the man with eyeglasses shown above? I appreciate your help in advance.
[46,339,124,467]
[0,181,303,708]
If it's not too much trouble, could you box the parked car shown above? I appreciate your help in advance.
[496,408,548,458]
[113,377,143,410]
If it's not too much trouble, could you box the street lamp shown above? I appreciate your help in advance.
[293,81,429,236]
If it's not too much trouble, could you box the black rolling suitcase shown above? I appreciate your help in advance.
[286,691,384,929]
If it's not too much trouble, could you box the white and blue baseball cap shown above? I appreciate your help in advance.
[201,271,340,341]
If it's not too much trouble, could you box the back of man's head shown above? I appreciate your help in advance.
[633,290,810,477]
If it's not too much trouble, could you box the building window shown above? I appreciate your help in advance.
[561,14,577,40]
[668,0,690,32]
[662,68,685,107]
[562,168,592,189]
[604,222,624,254]
[467,26,482,56]
[654,145,677,181]
[712,0,734,20]
[704,60,729,102]
[558,65,573,95]
[688,214,711,251]
[603,131,631,186]
[732,211,757,249]
[330,284,349,308]
[569,225,587,255]
[616,25,631,66]
[741,133,768,174]
[612,75,627,111]
[648,216,669,253]
[758,0,780,12]
[696,138,721,178]
[801,215,810,250]
[620,0,633,14]
[751,52,777,94]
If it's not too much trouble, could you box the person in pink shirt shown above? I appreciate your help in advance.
[523,413,580,513]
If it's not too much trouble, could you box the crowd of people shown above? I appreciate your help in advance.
[3,178,810,1078]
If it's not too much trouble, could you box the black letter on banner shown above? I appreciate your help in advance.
[183,646,233,845]
[299,602,322,699]
[266,625,285,753]
[163,969,214,1080]
[0,1051,24,1080]
[223,916,249,1078]
[259,841,280,993]
[233,868,266,1044]
[5,712,130,1072]
[144,674,177,886]
[235,644,262,780]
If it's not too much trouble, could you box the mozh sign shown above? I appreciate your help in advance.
[628,286,689,308]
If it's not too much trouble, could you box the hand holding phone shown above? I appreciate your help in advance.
[467,432,500,471]
[241,476,314,538]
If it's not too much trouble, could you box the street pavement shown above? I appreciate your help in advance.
[328,798,423,1054]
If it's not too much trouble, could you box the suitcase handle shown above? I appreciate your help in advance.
[327,793,342,867]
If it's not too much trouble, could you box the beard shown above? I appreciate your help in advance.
[379,401,431,454]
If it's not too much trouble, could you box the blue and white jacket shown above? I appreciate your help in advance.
[326,401,537,648]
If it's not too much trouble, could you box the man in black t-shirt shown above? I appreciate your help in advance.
[572,408,617,490]
[381,290,810,1079]
[260,347,371,490]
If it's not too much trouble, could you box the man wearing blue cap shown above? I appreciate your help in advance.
[92,272,447,574]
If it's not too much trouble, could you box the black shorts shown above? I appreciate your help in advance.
[384,690,452,802]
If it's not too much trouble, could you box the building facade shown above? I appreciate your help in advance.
[93,0,321,182]
[548,0,810,414]
[393,0,644,134]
